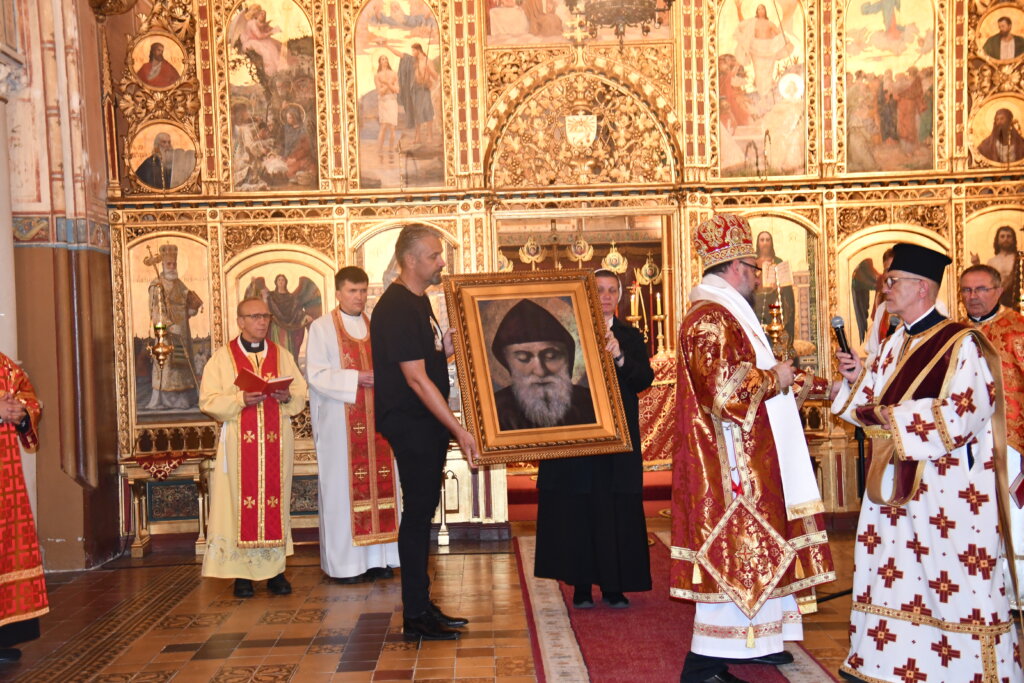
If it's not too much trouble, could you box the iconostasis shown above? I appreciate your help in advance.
[99,0,1024,540]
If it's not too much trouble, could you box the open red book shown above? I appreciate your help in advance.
[234,367,293,397]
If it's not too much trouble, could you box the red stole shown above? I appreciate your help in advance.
[332,310,398,546]
[0,353,48,627]
[227,339,286,548]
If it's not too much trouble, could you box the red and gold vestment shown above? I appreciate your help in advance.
[0,352,48,630]
[671,300,834,652]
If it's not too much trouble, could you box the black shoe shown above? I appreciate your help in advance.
[573,585,594,609]
[402,611,460,640]
[602,591,630,609]
[701,672,749,683]
[267,573,292,595]
[366,566,395,580]
[429,601,469,627]
[0,648,21,662]
[233,578,254,598]
[748,650,793,665]
[331,572,369,584]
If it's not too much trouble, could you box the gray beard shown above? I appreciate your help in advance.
[162,269,178,280]
[511,371,573,427]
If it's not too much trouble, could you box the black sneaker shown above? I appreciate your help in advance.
[572,585,594,609]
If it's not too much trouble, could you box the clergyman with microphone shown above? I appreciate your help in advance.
[832,242,1021,682]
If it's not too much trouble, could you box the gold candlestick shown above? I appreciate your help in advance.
[651,313,668,361]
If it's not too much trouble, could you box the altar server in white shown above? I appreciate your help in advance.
[308,266,400,583]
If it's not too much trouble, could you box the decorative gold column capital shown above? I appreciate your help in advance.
[88,0,139,18]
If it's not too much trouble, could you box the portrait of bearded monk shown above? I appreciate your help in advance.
[489,299,596,431]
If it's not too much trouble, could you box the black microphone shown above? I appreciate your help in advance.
[831,315,851,354]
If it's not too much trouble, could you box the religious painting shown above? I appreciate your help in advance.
[976,6,1024,62]
[230,262,326,371]
[444,270,631,466]
[968,95,1024,167]
[130,32,186,90]
[128,236,212,424]
[227,0,319,191]
[835,227,950,357]
[484,0,672,46]
[717,0,807,177]
[964,208,1024,310]
[354,0,443,188]
[127,122,198,192]
[744,215,820,371]
[844,0,935,173]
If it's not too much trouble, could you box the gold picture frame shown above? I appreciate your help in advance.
[444,269,631,466]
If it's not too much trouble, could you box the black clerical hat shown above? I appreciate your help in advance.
[491,299,575,373]
[888,243,952,285]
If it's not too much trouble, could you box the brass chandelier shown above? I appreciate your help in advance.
[564,0,674,47]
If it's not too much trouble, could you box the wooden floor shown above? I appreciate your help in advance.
[1,521,860,682]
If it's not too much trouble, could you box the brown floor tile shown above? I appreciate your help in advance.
[372,669,415,680]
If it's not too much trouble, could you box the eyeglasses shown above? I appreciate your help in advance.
[884,276,924,288]
[241,313,273,321]
[959,286,998,296]
[737,261,763,275]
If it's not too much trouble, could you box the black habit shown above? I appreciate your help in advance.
[533,317,655,593]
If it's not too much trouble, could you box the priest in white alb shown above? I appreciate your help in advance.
[833,243,1022,683]
[199,296,308,599]
[307,266,399,583]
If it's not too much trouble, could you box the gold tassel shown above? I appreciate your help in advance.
[692,563,702,585]
[746,623,756,648]
[794,556,805,579]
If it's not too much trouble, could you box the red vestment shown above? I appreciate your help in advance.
[671,302,834,614]
[0,352,48,629]
[331,310,398,545]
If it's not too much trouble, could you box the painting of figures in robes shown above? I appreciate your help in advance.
[128,122,198,192]
[355,0,444,188]
[965,210,1024,310]
[844,0,934,173]
[742,215,819,369]
[227,1,319,191]
[836,228,949,357]
[717,0,807,177]
[129,237,211,423]
[484,0,671,46]
[976,6,1024,62]
[968,95,1024,167]
[131,33,186,90]
[241,271,323,368]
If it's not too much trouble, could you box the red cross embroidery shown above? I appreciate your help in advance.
[951,434,971,449]
[857,524,882,554]
[905,414,937,442]
[900,594,933,618]
[928,508,957,538]
[949,387,977,416]
[934,455,959,475]
[880,505,908,526]
[867,619,897,651]
[930,635,961,667]
[905,537,929,562]
[856,585,873,604]
[847,654,865,670]
[863,386,876,403]
[958,483,990,515]
[986,381,996,405]
[893,658,927,682]
[927,570,960,603]
[877,557,904,588]
[957,544,996,579]
[881,351,895,373]
[911,481,929,502]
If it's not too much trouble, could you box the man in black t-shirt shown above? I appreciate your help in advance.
[370,223,479,641]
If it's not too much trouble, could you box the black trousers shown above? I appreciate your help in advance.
[383,418,450,617]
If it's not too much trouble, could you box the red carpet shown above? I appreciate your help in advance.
[554,535,823,683]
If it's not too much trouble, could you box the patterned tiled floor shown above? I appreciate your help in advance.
[0,523,906,682]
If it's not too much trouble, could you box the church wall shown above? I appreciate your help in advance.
[10,0,120,570]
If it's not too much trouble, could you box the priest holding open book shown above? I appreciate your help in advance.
[199,296,308,598]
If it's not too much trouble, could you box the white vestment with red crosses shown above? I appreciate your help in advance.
[833,321,1022,683]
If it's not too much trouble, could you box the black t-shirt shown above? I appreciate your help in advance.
[370,282,451,435]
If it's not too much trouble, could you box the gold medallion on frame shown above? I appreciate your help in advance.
[126,120,200,193]
[130,30,187,91]
[968,94,1024,166]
